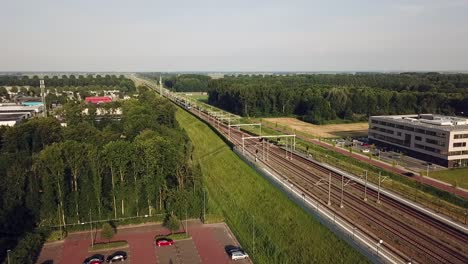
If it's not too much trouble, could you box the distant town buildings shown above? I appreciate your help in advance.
[369,114,468,168]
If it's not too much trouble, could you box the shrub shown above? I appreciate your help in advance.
[163,214,180,234]
[9,229,47,264]
[101,222,115,242]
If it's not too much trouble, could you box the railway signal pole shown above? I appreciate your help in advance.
[377,172,389,204]
[340,175,352,208]
[328,173,332,206]
[364,170,368,201]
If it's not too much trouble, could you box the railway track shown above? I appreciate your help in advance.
[264,148,466,263]
[139,79,468,264]
[190,105,468,264]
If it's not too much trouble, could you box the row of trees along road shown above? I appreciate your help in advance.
[0,87,203,263]
[0,74,135,91]
[207,73,468,124]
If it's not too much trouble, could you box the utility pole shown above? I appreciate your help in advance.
[159,75,162,96]
[377,239,383,257]
[252,216,255,255]
[340,174,344,208]
[89,209,93,247]
[242,135,245,155]
[378,172,382,203]
[40,79,46,117]
[203,189,206,223]
[464,208,467,225]
[328,173,332,206]
[377,172,389,204]
[58,209,63,240]
[340,175,351,208]
[364,170,368,201]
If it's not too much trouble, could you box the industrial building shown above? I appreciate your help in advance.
[0,104,43,126]
[369,114,468,168]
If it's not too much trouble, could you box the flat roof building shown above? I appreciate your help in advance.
[0,113,30,127]
[369,114,468,168]
[0,104,43,114]
[85,96,112,104]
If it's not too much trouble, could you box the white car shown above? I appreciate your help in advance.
[362,149,370,153]
[231,250,249,260]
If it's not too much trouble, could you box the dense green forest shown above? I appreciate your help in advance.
[0,74,135,91]
[207,73,468,124]
[0,87,203,263]
[165,74,211,92]
[140,73,211,92]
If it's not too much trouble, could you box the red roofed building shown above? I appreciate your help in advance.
[85,96,112,104]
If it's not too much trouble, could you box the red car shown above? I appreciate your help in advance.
[155,238,174,247]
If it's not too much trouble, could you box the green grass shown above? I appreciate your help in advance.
[46,230,66,242]
[176,108,368,264]
[430,168,468,189]
[90,241,128,251]
[154,232,190,241]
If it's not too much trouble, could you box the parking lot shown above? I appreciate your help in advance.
[36,221,251,264]
[332,137,447,174]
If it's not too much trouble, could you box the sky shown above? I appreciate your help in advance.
[1,0,468,72]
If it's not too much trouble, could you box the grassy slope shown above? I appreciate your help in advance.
[430,168,468,189]
[176,108,367,264]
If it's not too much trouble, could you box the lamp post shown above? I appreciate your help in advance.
[7,249,11,264]
[376,239,383,257]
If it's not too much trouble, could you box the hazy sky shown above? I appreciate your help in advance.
[1,0,468,71]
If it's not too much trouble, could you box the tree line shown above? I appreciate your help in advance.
[0,74,135,91]
[207,73,468,124]
[0,87,203,262]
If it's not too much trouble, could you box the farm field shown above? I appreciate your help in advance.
[175,107,367,264]
[264,117,368,138]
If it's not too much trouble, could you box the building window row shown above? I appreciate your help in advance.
[426,138,445,147]
[371,126,394,135]
[454,134,468,139]
[453,142,467,148]
[371,119,446,138]
[370,132,409,147]
[449,150,468,156]
[415,143,441,154]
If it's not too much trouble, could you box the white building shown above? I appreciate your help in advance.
[369,114,468,168]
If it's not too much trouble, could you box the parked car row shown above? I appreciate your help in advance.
[83,251,127,264]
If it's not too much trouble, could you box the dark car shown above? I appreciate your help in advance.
[403,172,415,177]
[84,254,105,264]
[225,245,240,255]
[106,251,127,263]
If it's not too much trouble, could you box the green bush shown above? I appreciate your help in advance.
[101,222,115,242]
[163,214,180,234]
[8,229,47,264]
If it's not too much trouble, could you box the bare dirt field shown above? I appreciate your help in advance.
[264,117,368,138]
